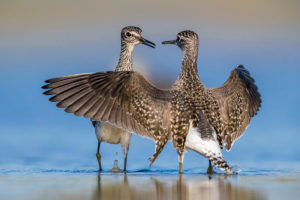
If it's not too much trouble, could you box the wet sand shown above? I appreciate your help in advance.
[1,168,299,200]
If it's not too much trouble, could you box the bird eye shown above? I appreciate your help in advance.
[126,32,132,37]
[176,36,181,41]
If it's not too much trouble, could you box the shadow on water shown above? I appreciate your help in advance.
[92,173,266,200]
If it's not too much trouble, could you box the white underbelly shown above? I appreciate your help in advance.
[95,121,131,145]
[185,122,222,158]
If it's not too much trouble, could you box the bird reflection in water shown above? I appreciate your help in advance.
[92,173,266,200]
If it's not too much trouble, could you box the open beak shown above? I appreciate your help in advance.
[161,40,176,45]
[140,37,156,48]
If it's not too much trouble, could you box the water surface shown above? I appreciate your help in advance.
[1,166,300,200]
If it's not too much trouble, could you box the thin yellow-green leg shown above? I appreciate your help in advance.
[178,154,184,174]
[96,141,102,171]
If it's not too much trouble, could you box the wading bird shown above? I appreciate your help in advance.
[92,26,155,171]
[45,26,155,171]
[43,30,260,174]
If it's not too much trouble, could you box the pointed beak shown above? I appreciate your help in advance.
[161,40,177,45]
[139,37,156,48]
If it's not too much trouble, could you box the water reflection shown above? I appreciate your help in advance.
[92,174,265,200]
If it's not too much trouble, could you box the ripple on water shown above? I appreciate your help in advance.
[0,166,297,176]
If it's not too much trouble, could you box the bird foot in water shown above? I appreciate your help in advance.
[96,153,102,171]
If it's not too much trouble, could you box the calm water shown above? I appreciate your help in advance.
[1,165,300,200]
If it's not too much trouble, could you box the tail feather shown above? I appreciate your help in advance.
[208,155,234,174]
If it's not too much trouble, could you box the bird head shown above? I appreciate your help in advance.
[121,26,156,48]
[162,30,198,52]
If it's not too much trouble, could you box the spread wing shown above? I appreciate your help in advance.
[42,71,172,139]
[208,65,261,151]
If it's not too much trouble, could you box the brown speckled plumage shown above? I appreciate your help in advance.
[206,65,261,150]
[167,31,261,153]
[42,30,261,173]
[43,71,172,166]
[44,26,156,171]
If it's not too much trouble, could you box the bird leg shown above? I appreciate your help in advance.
[96,141,102,171]
[123,157,127,173]
[123,147,129,172]
[206,160,215,174]
[178,153,184,174]
[179,162,183,174]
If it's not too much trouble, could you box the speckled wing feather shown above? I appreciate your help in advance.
[207,65,261,151]
[42,71,172,141]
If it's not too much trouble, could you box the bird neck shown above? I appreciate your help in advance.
[173,46,206,92]
[178,47,200,82]
[115,41,134,71]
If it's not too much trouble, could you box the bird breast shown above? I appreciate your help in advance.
[95,121,131,144]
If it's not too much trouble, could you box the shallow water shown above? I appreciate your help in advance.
[1,167,300,200]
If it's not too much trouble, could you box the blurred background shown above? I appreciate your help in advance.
[0,0,300,172]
